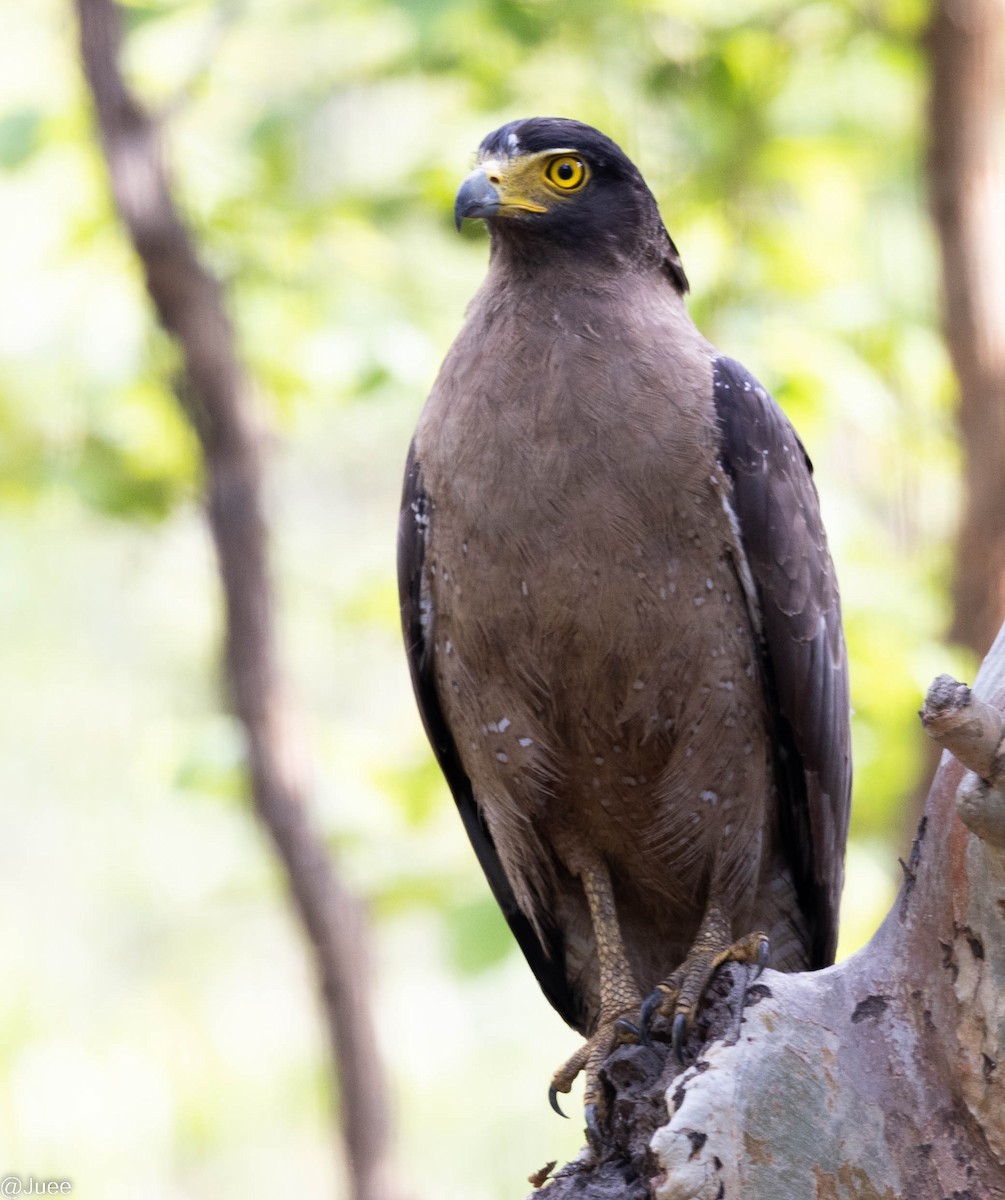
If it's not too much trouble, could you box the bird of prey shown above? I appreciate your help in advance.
[398,117,851,1128]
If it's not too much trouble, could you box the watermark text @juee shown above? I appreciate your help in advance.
[1,1178,71,1196]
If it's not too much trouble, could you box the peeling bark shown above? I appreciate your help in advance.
[537,623,1005,1199]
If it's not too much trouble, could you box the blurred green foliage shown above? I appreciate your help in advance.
[0,0,976,1196]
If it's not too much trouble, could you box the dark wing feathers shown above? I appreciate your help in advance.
[712,356,851,968]
[397,442,585,1029]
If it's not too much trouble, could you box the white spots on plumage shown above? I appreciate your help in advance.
[700,789,719,805]
[495,751,509,764]
[632,679,645,691]
[498,717,511,732]
[718,485,761,631]
[442,568,449,582]
[592,778,601,789]
[419,594,433,637]
[746,662,755,678]
[694,595,705,607]
[744,742,754,756]
[506,130,520,153]
[445,639,453,655]
[705,578,714,590]
[521,580,529,597]
[485,717,511,733]
[718,680,734,691]
[685,746,694,758]
[621,775,638,787]
[410,499,429,531]
[462,541,469,555]
[664,718,674,732]
[518,736,533,748]
[659,586,667,600]
[594,755,605,765]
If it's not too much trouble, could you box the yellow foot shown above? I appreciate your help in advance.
[548,1011,641,1136]
[640,930,769,1060]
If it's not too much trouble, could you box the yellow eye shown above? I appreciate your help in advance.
[545,155,587,191]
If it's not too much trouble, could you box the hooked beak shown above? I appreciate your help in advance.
[454,168,501,230]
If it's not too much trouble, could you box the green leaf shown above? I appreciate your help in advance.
[445,895,515,976]
[0,110,43,170]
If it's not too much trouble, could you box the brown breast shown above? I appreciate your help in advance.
[414,272,776,969]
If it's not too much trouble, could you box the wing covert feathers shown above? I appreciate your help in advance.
[712,356,851,967]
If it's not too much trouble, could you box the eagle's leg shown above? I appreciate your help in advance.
[640,903,769,1058]
[548,842,641,1130]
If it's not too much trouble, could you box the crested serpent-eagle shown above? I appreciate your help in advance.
[398,117,851,1129]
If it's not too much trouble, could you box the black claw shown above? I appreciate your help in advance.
[613,1017,640,1045]
[548,1085,568,1118]
[639,989,662,1046]
[584,1103,602,1145]
[753,937,770,978]
[671,1011,688,1062]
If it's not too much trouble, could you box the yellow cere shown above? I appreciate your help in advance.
[477,148,591,216]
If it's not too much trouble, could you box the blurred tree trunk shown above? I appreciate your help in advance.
[75,3,402,1198]
[904,0,1005,839]
[536,630,1005,1200]
[927,0,1005,658]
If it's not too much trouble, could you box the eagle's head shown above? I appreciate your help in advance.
[454,117,687,292]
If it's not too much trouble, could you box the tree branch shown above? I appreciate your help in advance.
[75,3,400,1197]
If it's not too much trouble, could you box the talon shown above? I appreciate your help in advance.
[640,987,665,1045]
[584,1102,602,1143]
[753,935,770,977]
[672,1011,688,1062]
[612,1017,640,1046]
[548,1084,568,1118]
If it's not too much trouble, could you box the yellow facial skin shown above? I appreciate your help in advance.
[459,149,591,222]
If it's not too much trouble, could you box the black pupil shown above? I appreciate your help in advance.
[558,161,575,180]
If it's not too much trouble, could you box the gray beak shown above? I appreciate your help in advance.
[454,168,501,230]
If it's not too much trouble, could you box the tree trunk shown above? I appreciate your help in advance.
[536,624,1005,1199]
[927,0,1005,658]
[75,4,402,1197]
